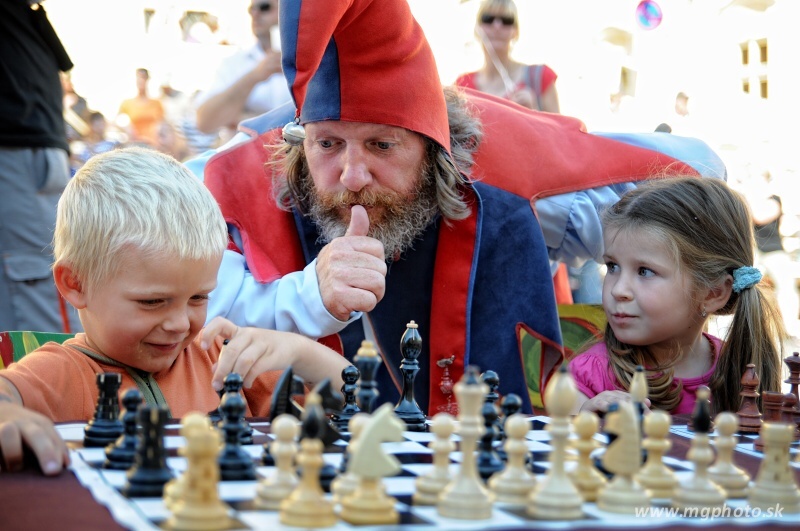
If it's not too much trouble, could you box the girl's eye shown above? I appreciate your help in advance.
[605,262,619,274]
[139,299,163,306]
[638,267,656,277]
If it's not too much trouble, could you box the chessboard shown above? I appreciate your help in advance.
[54,416,800,531]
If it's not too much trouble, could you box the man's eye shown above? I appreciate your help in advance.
[318,140,333,148]
[375,142,392,150]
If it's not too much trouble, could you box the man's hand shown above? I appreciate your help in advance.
[316,205,387,321]
[252,50,282,83]
[0,400,69,475]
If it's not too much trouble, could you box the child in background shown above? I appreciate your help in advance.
[0,147,350,475]
[570,177,785,415]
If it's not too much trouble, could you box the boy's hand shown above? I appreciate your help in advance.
[578,390,652,414]
[0,400,69,475]
[200,317,350,392]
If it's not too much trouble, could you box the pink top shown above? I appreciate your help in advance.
[568,333,722,415]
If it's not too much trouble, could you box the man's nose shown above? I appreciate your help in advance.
[340,146,372,192]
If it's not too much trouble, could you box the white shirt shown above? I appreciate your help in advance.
[195,43,292,115]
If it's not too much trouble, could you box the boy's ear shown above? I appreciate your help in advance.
[704,274,734,314]
[53,263,88,309]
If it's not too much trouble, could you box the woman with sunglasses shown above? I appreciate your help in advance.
[455,0,560,113]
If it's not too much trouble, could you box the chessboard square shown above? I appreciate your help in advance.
[241,444,264,460]
[525,430,553,442]
[402,431,462,444]
[412,505,527,528]
[323,452,344,469]
[77,447,106,464]
[383,441,432,454]
[130,498,170,523]
[525,441,552,452]
[384,476,419,495]
[401,463,460,477]
[164,436,185,449]
[99,468,128,489]
[662,456,693,471]
[218,480,259,503]
[166,456,186,473]
[56,423,89,442]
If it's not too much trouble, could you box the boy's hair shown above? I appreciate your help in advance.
[600,177,784,413]
[54,146,229,291]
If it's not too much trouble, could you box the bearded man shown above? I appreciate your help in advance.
[202,0,724,414]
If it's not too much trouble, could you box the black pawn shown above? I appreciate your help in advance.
[300,395,338,492]
[103,389,143,470]
[208,388,224,424]
[330,365,361,431]
[477,401,504,481]
[353,341,381,414]
[220,373,253,445]
[218,392,257,481]
[394,321,427,432]
[122,406,174,497]
[496,393,522,461]
[481,370,503,440]
[84,373,124,447]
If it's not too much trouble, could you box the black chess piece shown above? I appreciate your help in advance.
[496,392,522,461]
[393,321,427,432]
[219,373,254,445]
[300,394,338,493]
[330,365,361,431]
[208,388,224,424]
[308,379,343,448]
[84,373,124,447]
[353,341,382,414]
[121,405,174,497]
[481,370,503,440]
[103,389,143,470]
[269,366,306,421]
[477,400,504,481]
[218,391,257,481]
[591,402,620,479]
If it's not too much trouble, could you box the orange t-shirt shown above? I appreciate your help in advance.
[1,334,280,422]
[118,97,164,145]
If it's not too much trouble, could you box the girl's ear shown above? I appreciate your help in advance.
[704,274,734,314]
[53,262,88,309]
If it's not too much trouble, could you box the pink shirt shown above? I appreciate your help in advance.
[568,333,722,415]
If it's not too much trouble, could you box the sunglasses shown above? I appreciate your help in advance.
[249,3,272,14]
[480,14,515,26]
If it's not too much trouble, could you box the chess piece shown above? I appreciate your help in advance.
[736,363,762,434]
[635,410,678,499]
[672,386,726,512]
[84,372,124,447]
[785,352,800,401]
[782,393,800,440]
[481,370,500,406]
[330,365,361,431]
[353,340,382,414]
[569,411,606,502]
[164,413,214,510]
[488,414,536,506]
[496,393,523,461]
[596,401,650,514]
[306,379,344,449]
[708,412,750,498]
[477,401,504,480]
[103,389,143,470]
[393,321,427,432]
[438,366,494,520]
[217,391,256,481]
[331,413,371,504]
[414,412,456,506]
[122,406,174,497]
[436,355,457,415]
[747,422,800,513]
[528,365,584,520]
[279,393,337,528]
[340,404,405,525]
[207,388,224,424]
[753,391,785,451]
[219,373,253,445]
[269,366,306,421]
[163,413,232,531]
[254,414,301,510]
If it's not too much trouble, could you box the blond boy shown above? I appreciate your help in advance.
[0,147,349,475]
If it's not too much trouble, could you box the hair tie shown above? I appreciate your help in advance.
[732,266,762,293]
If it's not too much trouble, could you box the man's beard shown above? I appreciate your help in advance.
[304,172,439,262]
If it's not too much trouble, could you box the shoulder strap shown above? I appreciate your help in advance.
[525,64,544,111]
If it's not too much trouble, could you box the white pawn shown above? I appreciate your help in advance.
[635,410,678,499]
[413,412,456,505]
[748,422,800,513]
[331,413,371,504]
[708,412,750,499]
[528,366,584,520]
[569,411,606,502]
[489,414,537,506]
[254,414,301,510]
[164,413,215,511]
[164,412,232,531]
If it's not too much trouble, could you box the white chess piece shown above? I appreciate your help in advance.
[635,410,678,499]
[413,412,456,505]
[748,422,800,513]
[528,366,584,520]
[254,414,301,510]
[569,410,606,502]
[438,366,494,520]
[708,412,749,499]
[331,413,371,504]
[489,414,536,506]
